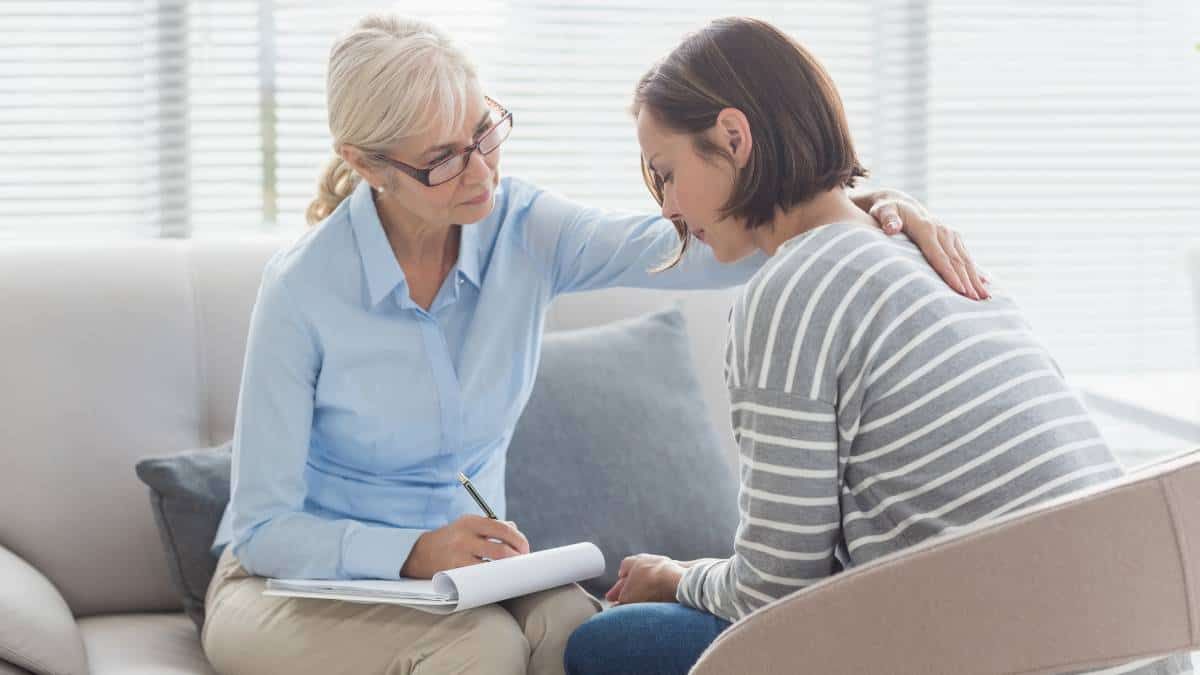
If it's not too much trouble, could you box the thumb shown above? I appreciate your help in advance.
[870,201,903,234]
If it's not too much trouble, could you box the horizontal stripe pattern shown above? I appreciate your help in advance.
[677,224,1134,662]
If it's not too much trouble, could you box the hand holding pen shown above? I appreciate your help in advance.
[398,473,530,578]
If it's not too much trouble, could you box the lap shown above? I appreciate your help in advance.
[203,547,596,675]
[564,602,731,675]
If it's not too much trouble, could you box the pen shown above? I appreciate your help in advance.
[457,471,498,519]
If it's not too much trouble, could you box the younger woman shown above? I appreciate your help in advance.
[565,17,1190,675]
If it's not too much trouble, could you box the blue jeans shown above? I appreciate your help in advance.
[564,602,731,675]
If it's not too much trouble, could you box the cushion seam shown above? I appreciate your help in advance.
[0,642,62,675]
[184,243,213,446]
[1011,652,1180,675]
[1160,475,1198,647]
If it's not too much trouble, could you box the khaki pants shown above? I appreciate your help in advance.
[202,547,601,675]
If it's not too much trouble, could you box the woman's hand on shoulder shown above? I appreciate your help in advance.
[853,187,990,301]
[400,515,530,579]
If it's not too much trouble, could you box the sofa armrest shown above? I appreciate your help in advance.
[0,546,88,675]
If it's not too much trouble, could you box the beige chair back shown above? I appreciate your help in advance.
[692,449,1200,674]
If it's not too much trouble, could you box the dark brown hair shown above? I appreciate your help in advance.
[633,16,868,267]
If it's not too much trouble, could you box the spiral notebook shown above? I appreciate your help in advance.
[263,542,605,614]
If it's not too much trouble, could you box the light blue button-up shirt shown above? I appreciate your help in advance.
[212,176,762,580]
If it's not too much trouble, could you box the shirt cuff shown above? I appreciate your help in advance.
[676,558,724,609]
[340,522,425,579]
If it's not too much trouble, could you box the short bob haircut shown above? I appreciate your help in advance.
[632,17,868,268]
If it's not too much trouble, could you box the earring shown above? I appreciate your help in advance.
[375,185,385,194]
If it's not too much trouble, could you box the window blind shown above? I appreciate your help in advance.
[0,0,262,239]
[1,0,1195,375]
[271,1,880,222]
[0,1,162,238]
[187,1,264,233]
[923,1,1200,372]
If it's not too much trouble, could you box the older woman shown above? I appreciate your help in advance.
[200,13,985,675]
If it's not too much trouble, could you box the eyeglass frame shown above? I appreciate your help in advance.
[370,96,513,188]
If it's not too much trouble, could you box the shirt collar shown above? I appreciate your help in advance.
[349,179,484,309]
[456,222,482,290]
[349,179,405,308]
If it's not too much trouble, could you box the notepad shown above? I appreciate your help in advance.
[263,542,605,614]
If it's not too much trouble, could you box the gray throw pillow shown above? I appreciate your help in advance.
[134,442,231,632]
[507,308,740,597]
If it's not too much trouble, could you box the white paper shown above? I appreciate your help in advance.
[264,542,604,614]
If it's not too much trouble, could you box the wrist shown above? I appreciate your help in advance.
[664,563,685,599]
[399,532,429,578]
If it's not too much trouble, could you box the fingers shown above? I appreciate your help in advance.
[501,520,531,554]
[938,227,978,300]
[464,515,530,555]
[613,556,664,605]
[455,552,485,569]
[606,578,627,603]
[618,556,637,579]
[476,538,522,562]
[612,557,642,604]
[615,574,636,605]
[615,565,660,606]
[953,232,989,299]
[917,223,967,296]
[869,201,903,234]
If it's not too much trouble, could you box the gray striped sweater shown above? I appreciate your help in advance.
[676,222,1190,674]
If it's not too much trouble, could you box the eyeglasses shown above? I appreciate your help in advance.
[372,96,513,188]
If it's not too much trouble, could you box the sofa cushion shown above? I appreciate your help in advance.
[0,545,88,675]
[77,613,215,675]
[134,443,232,632]
[507,308,740,597]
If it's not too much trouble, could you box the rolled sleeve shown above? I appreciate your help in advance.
[506,179,763,295]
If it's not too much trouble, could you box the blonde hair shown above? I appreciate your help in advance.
[305,14,479,225]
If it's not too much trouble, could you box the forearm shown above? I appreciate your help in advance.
[554,210,764,293]
[676,557,747,623]
[517,180,765,294]
[233,509,424,580]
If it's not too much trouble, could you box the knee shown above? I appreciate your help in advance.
[564,609,626,675]
[527,585,600,645]
[450,605,529,675]
[565,603,725,675]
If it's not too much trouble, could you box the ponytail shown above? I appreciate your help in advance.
[305,153,361,226]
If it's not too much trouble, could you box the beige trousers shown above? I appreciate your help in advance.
[202,547,601,675]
